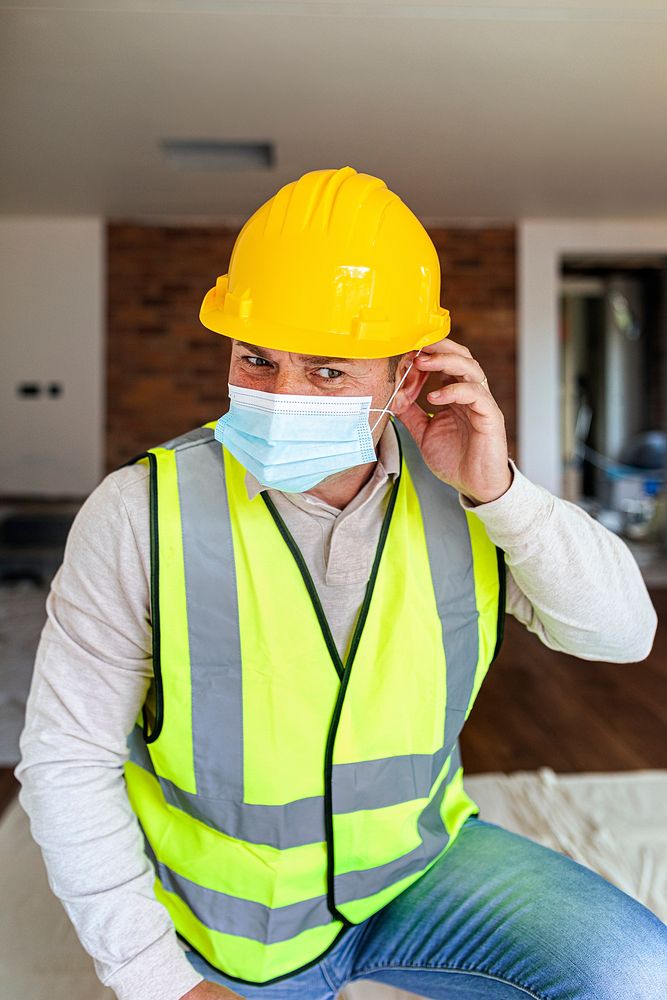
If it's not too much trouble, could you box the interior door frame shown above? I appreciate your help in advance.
[518,219,667,495]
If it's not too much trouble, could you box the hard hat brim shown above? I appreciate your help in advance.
[199,293,450,361]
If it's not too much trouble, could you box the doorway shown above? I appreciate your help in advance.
[559,255,666,580]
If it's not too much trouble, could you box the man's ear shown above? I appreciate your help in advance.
[392,353,430,415]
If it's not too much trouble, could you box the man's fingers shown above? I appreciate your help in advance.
[427,381,498,416]
[415,351,485,383]
[420,337,473,358]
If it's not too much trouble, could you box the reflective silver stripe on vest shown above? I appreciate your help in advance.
[128,723,458,846]
[334,738,462,906]
[136,742,464,944]
[175,437,245,801]
[135,423,478,846]
[157,425,216,451]
[392,417,479,753]
[141,830,332,944]
[127,723,326,846]
[331,739,458,813]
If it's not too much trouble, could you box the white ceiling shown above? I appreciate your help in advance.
[2,1,667,223]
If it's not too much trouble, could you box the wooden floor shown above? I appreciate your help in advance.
[462,586,667,774]
[1,588,665,821]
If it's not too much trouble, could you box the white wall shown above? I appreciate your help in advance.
[519,219,667,495]
[0,218,105,496]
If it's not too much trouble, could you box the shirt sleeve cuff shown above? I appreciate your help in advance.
[458,458,555,547]
[99,930,205,1000]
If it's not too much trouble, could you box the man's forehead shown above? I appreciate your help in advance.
[233,340,375,365]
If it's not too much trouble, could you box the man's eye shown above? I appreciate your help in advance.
[316,367,344,380]
[242,355,271,367]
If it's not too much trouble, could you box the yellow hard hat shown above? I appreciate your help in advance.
[199,165,451,359]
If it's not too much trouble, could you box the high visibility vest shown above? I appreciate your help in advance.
[122,416,506,986]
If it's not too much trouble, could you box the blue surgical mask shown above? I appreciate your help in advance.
[213,350,421,494]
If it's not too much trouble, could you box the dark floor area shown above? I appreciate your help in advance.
[1,589,665,823]
[461,586,667,774]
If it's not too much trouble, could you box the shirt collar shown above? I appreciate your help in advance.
[243,417,401,507]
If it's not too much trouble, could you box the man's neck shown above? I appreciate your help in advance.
[304,458,378,510]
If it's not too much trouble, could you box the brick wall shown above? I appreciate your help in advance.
[106,224,516,472]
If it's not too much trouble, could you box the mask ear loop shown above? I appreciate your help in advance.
[369,347,424,434]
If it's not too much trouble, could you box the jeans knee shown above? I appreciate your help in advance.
[589,902,667,1000]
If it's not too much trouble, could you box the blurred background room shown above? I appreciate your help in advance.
[1,2,666,999]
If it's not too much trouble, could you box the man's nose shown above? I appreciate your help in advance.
[271,370,316,395]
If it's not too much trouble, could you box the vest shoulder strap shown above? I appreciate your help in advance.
[120,424,216,468]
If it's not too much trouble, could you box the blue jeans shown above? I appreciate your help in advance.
[184,814,667,998]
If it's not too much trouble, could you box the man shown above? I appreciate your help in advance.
[16,166,664,1000]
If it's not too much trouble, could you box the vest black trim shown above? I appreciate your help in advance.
[261,445,403,923]
[121,449,163,743]
[492,546,507,663]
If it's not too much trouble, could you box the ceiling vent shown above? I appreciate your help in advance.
[160,140,274,171]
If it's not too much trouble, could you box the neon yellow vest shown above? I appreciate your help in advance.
[122,416,505,986]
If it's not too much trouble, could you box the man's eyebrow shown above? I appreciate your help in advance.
[295,353,356,366]
[235,341,357,366]
[235,341,272,358]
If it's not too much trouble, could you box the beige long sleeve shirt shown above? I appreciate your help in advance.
[14,421,658,1000]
